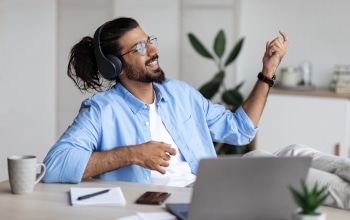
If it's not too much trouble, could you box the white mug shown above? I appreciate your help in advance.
[7,155,46,194]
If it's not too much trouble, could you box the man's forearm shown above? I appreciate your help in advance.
[82,141,176,180]
[242,30,288,127]
[242,79,270,127]
[82,146,135,179]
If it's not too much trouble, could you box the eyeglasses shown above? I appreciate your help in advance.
[121,36,158,56]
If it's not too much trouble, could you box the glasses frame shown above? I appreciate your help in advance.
[121,36,157,56]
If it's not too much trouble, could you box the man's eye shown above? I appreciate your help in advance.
[135,42,146,53]
[135,44,143,52]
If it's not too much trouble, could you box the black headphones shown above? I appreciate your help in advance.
[93,22,122,80]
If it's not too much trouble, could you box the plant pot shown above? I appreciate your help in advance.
[292,211,326,220]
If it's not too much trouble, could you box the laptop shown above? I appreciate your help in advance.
[166,156,311,220]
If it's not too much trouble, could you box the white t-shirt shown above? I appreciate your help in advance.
[149,101,196,187]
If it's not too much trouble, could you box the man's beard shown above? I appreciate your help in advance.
[123,55,165,83]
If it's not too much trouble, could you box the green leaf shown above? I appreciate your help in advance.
[224,37,244,67]
[233,81,245,91]
[221,89,244,112]
[289,185,304,206]
[198,71,224,99]
[318,193,329,205]
[214,30,225,58]
[188,33,214,60]
[289,180,329,215]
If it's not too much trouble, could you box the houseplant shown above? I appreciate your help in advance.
[289,180,329,220]
[187,30,249,154]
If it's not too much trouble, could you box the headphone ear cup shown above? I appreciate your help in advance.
[93,22,122,80]
[105,54,122,77]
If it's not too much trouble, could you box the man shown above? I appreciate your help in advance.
[43,17,288,185]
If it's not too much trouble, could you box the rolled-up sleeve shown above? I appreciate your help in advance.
[234,106,258,142]
[43,100,101,183]
[43,145,91,183]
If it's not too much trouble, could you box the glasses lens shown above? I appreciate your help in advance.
[149,36,158,48]
[135,41,147,55]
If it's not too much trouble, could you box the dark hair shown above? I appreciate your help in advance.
[67,17,139,92]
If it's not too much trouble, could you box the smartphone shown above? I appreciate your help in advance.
[135,191,171,205]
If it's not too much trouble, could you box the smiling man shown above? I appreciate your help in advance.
[43,17,288,185]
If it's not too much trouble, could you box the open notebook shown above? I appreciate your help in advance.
[70,187,126,206]
[166,156,311,220]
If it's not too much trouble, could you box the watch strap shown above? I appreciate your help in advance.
[257,72,276,87]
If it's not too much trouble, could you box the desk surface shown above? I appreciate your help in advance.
[0,179,191,219]
[0,179,349,219]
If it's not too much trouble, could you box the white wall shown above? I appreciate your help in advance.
[0,0,56,180]
[57,0,113,136]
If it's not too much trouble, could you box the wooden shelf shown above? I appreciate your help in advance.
[270,87,350,99]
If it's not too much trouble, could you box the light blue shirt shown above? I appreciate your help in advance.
[43,78,257,183]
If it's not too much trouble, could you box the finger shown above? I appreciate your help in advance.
[266,41,270,51]
[166,147,177,156]
[156,166,166,174]
[275,38,284,48]
[269,45,282,57]
[270,38,284,51]
[279,30,289,46]
[160,144,177,156]
[266,38,281,56]
[268,43,275,56]
[271,39,287,54]
[160,160,170,167]
[163,152,171,161]
[271,37,283,48]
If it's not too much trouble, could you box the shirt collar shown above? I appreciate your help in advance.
[153,81,168,104]
[113,81,168,114]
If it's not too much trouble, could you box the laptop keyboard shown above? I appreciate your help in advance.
[180,211,188,217]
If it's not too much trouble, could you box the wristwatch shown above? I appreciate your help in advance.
[257,72,276,87]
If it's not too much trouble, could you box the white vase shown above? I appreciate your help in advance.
[292,212,326,220]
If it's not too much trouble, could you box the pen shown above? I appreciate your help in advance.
[77,189,110,200]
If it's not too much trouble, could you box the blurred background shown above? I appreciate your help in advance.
[1,0,349,180]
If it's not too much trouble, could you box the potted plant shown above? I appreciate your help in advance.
[289,180,329,220]
[187,30,250,154]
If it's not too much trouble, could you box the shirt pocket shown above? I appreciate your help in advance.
[179,114,195,139]
[178,113,215,159]
[179,114,196,143]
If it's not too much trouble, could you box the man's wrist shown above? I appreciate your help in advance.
[257,72,276,87]
[260,67,277,78]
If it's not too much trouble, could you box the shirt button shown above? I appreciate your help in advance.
[146,176,149,180]
[145,122,149,126]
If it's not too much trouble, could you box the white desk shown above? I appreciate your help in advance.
[0,179,349,219]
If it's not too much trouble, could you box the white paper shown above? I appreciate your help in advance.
[70,187,126,206]
[116,212,176,220]
[116,215,140,220]
[136,212,177,220]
